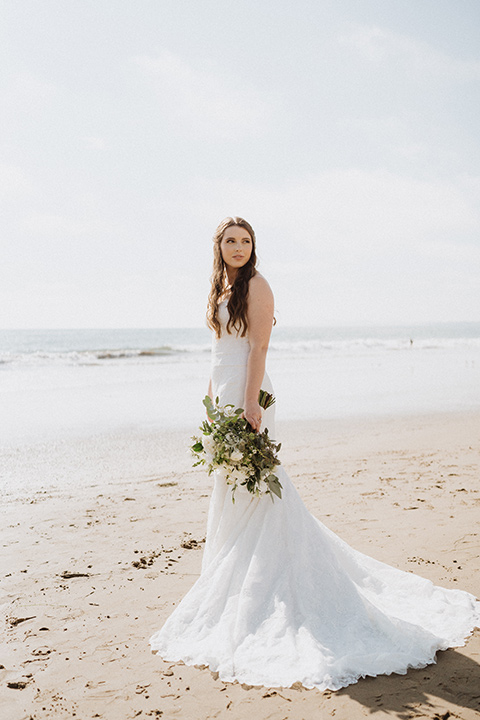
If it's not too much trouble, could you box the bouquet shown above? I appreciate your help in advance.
[191,390,282,502]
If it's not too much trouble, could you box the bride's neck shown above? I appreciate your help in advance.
[225,267,237,285]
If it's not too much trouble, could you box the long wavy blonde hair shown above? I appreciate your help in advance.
[206,216,257,338]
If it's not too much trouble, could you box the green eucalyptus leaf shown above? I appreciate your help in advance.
[269,481,282,499]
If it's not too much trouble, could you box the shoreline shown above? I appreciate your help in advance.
[1,410,479,718]
[2,406,480,497]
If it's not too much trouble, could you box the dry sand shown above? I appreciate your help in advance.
[1,411,479,720]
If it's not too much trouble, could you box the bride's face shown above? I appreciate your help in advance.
[220,225,253,271]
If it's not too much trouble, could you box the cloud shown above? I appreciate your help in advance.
[0,163,32,201]
[133,50,270,139]
[15,213,87,238]
[3,72,57,113]
[83,136,106,150]
[339,25,480,83]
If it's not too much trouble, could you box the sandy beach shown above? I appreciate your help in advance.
[1,411,479,719]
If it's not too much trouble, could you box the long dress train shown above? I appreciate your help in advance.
[149,300,480,691]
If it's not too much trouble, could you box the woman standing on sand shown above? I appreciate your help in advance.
[150,216,480,691]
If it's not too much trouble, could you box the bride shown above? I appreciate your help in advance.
[150,216,480,691]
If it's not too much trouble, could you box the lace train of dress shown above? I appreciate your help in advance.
[149,301,480,691]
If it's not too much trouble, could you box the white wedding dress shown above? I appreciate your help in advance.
[150,300,480,691]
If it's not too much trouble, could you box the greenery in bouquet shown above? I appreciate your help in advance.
[191,390,282,502]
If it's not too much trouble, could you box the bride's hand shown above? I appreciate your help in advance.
[243,400,262,432]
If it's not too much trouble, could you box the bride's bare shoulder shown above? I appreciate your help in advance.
[248,273,274,306]
[249,273,273,296]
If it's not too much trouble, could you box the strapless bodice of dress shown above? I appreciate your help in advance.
[210,300,275,433]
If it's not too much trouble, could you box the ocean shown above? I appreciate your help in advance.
[1,323,480,445]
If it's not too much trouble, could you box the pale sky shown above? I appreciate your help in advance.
[2,0,479,328]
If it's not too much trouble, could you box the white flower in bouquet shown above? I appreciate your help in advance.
[202,434,216,460]
[232,466,248,481]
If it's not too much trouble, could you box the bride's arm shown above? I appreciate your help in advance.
[243,275,275,431]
